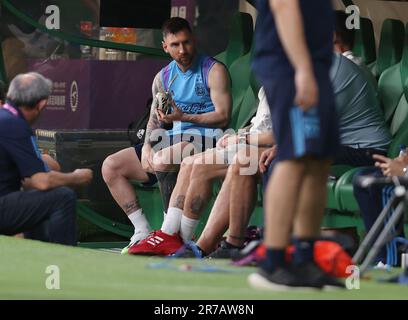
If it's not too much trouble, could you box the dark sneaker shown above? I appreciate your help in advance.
[128,230,183,256]
[172,243,205,258]
[208,240,243,259]
[248,267,323,291]
[292,261,345,290]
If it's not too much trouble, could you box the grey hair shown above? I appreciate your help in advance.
[7,72,53,109]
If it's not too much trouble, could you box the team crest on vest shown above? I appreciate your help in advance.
[195,83,206,96]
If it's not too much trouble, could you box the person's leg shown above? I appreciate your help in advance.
[161,153,202,236]
[128,148,226,256]
[223,148,265,248]
[180,150,228,242]
[292,158,331,264]
[286,158,344,289]
[353,167,390,264]
[208,146,265,258]
[102,146,152,245]
[195,167,233,255]
[153,141,195,213]
[0,187,77,245]
[262,159,306,272]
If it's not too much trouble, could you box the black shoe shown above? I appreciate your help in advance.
[248,266,323,291]
[231,240,262,262]
[170,242,205,258]
[208,240,243,259]
[292,261,345,290]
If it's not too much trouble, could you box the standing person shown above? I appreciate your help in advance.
[0,72,93,245]
[248,0,343,290]
[102,17,232,253]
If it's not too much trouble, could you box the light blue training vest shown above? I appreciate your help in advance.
[160,54,218,137]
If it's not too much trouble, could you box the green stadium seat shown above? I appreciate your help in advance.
[326,165,354,210]
[372,19,405,79]
[231,84,259,130]
[228,51,252,128]
[353,17,376,65]
[214,12,253,68]
[379,63,405,124]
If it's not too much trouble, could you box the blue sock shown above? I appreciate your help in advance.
[261,248,286,273]
[293,238,315,264]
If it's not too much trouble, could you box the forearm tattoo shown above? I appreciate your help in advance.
[144,75,163,145]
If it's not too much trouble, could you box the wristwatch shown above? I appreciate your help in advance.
[238,132,249,145]
[403,166,408,177]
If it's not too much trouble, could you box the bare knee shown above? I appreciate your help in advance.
[179,157,194,177]
[153,150,174,172]
[231,153,247,176]
[190,159,212,181]
[102,155,120,184]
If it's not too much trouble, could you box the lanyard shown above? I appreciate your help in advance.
[2,103,18,117]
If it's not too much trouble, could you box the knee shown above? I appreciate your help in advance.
[190,160,210,181]
[180,157,194,176]
[102,155,120,183]
[231,153,245,176]
[152,151,170,172]
[53,187,77,205]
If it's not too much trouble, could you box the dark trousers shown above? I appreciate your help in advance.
[353,167,405,264]
[0,187,77,245]
[334,146,387,167]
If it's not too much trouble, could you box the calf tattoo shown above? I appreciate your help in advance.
[174,195,186,209]
[123,199,140,214]
[190,196,204,215]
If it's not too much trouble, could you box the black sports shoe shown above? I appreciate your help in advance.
[208,240,243,259]
[248,266,323,291]
[291,261,345,290]
[173,245,205,258]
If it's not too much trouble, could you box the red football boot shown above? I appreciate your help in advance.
[128,230,184,256]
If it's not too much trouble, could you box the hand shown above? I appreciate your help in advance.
[141,144,155,173]
[73,169,93,185]
[157,100,184,123]
[294,68,319,111]
[216,134,237,149]
[259,146,277,173]
[373,154,406,177]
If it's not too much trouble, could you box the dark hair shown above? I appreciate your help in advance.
[162,17,192,39]
[335,10,356,49]
[0,80,5,102]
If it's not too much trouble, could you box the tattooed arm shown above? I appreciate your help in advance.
[144,73,163,146]
[141,73,163,173]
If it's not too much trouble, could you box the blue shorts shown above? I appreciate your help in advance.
[262,74,339,162]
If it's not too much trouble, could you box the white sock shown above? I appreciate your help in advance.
[180,215,199,243]
[161,207,183,235]
[128,209,151,235]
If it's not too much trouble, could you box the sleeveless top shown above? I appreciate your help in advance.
[160,54,218,137]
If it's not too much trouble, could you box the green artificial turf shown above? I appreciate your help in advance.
[0,236,407,300]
